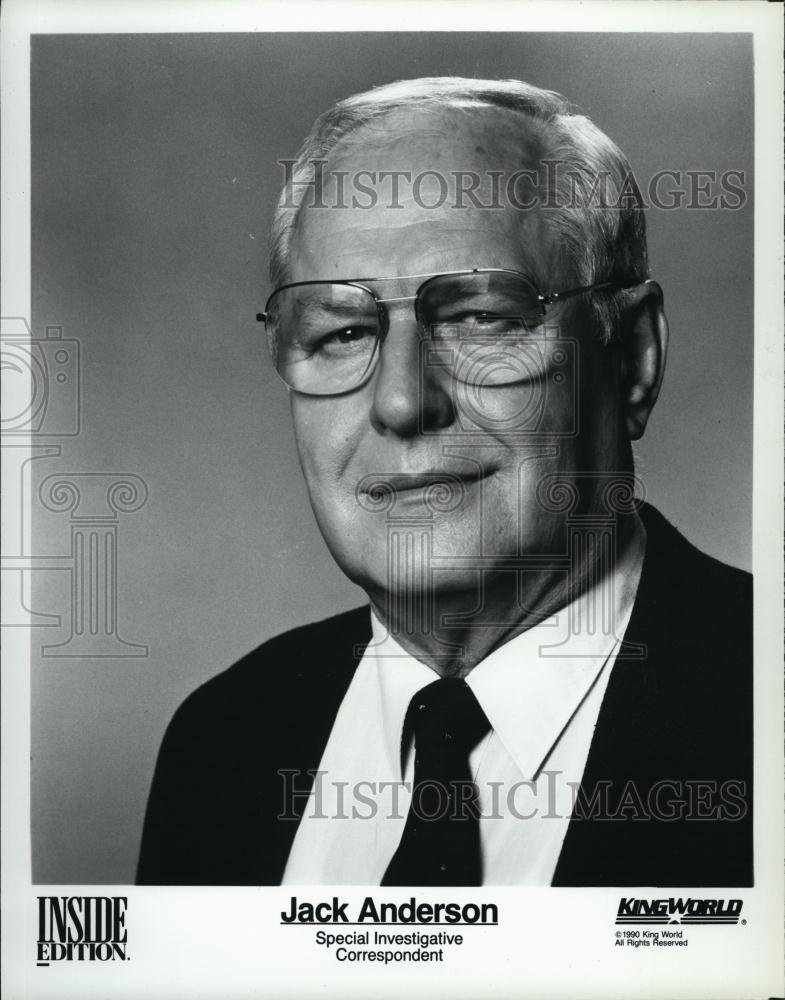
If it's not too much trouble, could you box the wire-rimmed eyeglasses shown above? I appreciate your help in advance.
[256,267,617,397]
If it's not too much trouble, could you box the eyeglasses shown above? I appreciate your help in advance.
[256,268,616,397]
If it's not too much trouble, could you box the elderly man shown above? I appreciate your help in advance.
[138,78,752,887]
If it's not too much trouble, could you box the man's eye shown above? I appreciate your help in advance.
[313,326,376,354]
[462,313,528,335]
[332,327,369,343]
[474,313,512,327]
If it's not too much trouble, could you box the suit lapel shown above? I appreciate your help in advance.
[551,504,675,885]
[261,611,372,883]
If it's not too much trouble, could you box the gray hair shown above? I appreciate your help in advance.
[269,76,649,343]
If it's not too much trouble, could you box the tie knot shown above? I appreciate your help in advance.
[406,678,491,752]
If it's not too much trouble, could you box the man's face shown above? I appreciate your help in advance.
[285,106,626,613]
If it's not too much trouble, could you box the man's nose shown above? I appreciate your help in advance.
[369,311,454,437]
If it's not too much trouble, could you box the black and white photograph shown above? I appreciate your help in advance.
[2,2,783,998]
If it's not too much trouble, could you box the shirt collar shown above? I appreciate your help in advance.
[369,515,646,782]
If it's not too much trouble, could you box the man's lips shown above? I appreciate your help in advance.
[354,467,495,515]
[359,468,489,495]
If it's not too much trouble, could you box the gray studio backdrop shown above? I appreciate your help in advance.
[29,33,752,882]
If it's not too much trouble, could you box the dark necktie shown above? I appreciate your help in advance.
[381,677,491,887]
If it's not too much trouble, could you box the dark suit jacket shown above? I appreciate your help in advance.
[137,504,752,886]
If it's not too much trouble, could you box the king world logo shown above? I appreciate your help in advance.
[36,896,129,964]
[616,897,743,925]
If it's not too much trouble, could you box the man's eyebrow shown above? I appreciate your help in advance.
[427,278,533,300]
[432,281,497,297]
[294,296,371,315]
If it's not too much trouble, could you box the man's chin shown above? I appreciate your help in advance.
[334,554,501,607]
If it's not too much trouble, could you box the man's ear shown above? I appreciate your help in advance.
[618,280,669,441]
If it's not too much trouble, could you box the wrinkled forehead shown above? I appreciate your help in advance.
[288,104,559,285]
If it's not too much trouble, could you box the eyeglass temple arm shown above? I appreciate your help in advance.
[256,312,266,322]
[539,280,616,310]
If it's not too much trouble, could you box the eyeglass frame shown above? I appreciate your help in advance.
[255,267,619,394]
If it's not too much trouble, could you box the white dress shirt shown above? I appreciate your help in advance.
[283,517,646,885]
